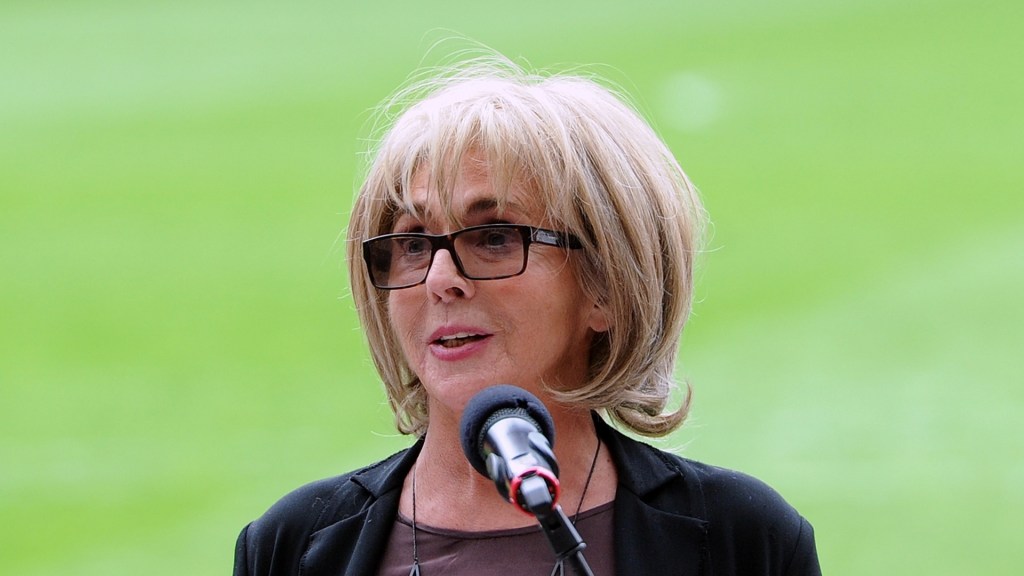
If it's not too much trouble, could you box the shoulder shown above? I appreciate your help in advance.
[680,457,806,533]
[667,453,821,575]
[234,446,416,576]
[605,426,819,575]
[244,469,365,542]
[605,423,808,533]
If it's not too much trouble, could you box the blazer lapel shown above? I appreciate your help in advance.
[299,493,401,576]
[614,488,709,575]
[300,440,422,576]
[598,416,711,575]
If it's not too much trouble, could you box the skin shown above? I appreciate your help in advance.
[388,155,617,530]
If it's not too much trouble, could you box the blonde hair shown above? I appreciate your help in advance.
[346,56,706,437]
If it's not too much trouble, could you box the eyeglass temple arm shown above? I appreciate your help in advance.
[531,228,583,249]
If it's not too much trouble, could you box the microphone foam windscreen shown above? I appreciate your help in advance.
[459,385,556,477]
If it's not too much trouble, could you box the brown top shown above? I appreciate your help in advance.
[376,501,615,576]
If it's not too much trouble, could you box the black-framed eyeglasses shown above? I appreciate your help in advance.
[362,224,583,290]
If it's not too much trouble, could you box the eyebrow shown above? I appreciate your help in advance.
[402,197,520,223]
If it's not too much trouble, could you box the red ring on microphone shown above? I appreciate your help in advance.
[508,466,561,515]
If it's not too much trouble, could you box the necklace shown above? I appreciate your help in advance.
[409,437,602,576]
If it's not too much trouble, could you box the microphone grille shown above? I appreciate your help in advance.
[459,385,555,477]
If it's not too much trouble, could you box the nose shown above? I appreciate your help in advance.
[424,248,474,302]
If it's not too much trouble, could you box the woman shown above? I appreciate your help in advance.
[234,56,821,575]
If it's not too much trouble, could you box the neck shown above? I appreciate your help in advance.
[402,408,614,531]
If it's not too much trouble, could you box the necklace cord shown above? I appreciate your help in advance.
[573,437,602,523]
[410,465,420,575]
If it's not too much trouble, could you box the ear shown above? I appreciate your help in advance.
[587,302,610,333]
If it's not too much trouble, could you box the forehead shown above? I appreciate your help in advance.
[399,156,541,227]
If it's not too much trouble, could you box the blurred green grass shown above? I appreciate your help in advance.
[2,0,1020,574]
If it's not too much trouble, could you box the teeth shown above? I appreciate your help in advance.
[439,332,479,341]
[435,332,486,348]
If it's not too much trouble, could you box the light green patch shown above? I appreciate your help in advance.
[1,0,1019,574]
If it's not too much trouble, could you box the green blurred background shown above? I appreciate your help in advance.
[2,0,1021,573]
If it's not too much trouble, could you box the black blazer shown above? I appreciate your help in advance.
[235,417,820,575]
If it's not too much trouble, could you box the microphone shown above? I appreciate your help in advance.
[460,385,596,575]
[459,385,561,515]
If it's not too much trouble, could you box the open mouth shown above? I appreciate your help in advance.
[435,332,488,348]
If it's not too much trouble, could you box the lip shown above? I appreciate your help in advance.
[427,325,493,362]
[427,325,492,343]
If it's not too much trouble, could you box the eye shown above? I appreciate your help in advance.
[465,227,521,256]
[482,229,515,247]
[397,237,430,256]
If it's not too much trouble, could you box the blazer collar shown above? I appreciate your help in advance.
[596,414,708,518]
[596,415,711,575]
[305,417,710,576]
[350,437,423,498]
[596,415,682,494]
[301,441,423,576]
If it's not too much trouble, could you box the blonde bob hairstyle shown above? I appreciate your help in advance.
[346,57,706,438]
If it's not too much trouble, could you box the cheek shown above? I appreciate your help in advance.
[387,294,424,352]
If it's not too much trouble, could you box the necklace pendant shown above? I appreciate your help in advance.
[550,560,564,576]
[408,562,421,576]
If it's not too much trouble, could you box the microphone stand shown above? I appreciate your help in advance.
[518,475,595,576]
